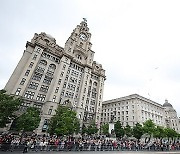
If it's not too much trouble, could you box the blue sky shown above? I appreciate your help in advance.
[0,0,180,116]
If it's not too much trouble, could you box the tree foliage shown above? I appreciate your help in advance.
[86,121,98,135]
[48,105,80,136]
[143,119,156,143]
[153,126,165,139]
[101,123,109,136]
[124,124,132,137]
[16,107,41,132]
[132,123,144,140]
[164,127,178,140]
[81,124,87,135]
[0,89,22,128]
[114,121,124,138]
[143,119,156,136]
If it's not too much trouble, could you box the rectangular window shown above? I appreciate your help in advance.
[126,116,128,120]
[43,76,52,85]
[63,82,66,88]
[58,79,61,85]
[122,116,124,121]
[40,85,49,93]
[20,78,26,85]
[65,75,69,81]
[60,72,64,77]
[15,88,21,95]
[24,91,35,99]
[28,82,39,90]
[61,90,65,96]
[48,106,53,115]
[65,92,68,97]
[29,62,34,68]
[52,95,56,102]
[32,72,42,81]
[36,66,45,73]
[36,94,46,102]
[33,54,37,60]
[25,70,30,76]
[55,87,59,93]
[67,69,70,74]
[62,64,66,70]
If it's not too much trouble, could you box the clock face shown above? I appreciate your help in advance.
[79,33,87,41]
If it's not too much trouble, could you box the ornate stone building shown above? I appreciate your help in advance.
[5,20,106,133]
[163,100,180,133]
[101,94,180,133]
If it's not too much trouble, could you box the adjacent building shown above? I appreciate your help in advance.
[163,100,180,133]
[4,20,106,134]
[101,94,180,133]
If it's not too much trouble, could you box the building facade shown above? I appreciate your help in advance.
[5,20,106,133]
[101,94,180,133]
[163,100,180,133]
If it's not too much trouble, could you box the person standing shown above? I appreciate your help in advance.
[23,140,28,153]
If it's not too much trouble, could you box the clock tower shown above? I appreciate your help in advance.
[64,19,94,67]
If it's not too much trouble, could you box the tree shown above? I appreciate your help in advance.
[124,124,132,137]
[153,126,165,141]
[114,121,124,138]
[0,89,22,128]
[48,105,80,136]
[86,121,98,135]
[132,123,144,141]
[164,127,178,143]
[143,119,156,143]
[81,124,87,135]
[16,107,41,132]
[101,123,109,136]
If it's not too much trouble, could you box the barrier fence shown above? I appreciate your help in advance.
[1,140,180,152]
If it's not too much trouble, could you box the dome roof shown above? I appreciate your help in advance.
[163,99,173,107]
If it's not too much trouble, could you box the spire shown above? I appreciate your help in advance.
[83,18,87,23]
[64,20,93,65]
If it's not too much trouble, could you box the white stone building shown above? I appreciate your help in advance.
[101,94,180,133]
[163,100,180,133]
[4,20,106,134]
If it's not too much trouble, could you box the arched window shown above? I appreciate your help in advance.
[93,81,97,86]
[39,60,47,66]
[48,64,56,71]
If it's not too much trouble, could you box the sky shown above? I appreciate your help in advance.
[0,0,180,116]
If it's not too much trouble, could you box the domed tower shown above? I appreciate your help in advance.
[163,99,180,133]
[163,99,177,118]
[163,99,173,108]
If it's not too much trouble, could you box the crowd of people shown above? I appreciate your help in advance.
[0,134,180,152]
